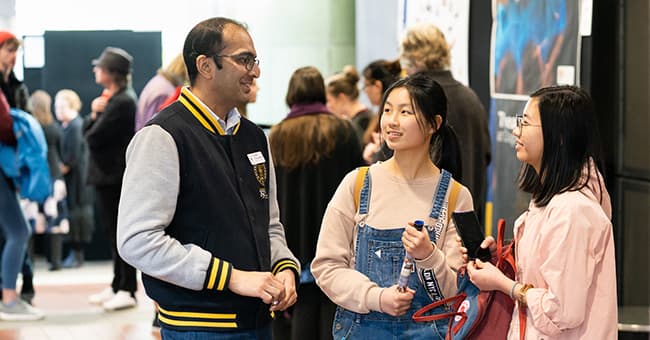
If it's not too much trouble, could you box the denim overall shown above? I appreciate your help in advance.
[332,170,453,340]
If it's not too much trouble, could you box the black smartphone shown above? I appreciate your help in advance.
[452,211,492,262]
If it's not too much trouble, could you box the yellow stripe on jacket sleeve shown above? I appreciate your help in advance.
[204,257,231,291]
[216,260,230,291]
[206,258,219,290]
[271,259,299,275]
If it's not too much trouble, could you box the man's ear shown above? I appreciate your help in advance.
[196,55,213,79]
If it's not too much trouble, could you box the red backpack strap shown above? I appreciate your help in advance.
[497,218,525,340]
[496,218,506,267]
[412,294,466,323]
[519,307,527,340]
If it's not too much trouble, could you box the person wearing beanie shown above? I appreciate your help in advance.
[83,46,138,311]
[0,31,29,111]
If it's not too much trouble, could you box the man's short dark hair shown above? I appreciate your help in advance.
[183,17,248,84]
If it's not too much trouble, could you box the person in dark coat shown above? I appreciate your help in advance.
[269,66,364,340]
[401,24,492,223]
[83,46,138,311]
[54,89,93,269]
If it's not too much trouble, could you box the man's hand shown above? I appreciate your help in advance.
[271,269,297,312]
[228,269,285,305]
[91,96,108,116]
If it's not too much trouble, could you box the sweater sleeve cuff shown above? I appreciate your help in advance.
[414,243,444,269]
[272,258,300,283]
[203,257,232,292]
[366,287,384,312]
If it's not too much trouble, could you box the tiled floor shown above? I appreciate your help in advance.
[0,259,161,340]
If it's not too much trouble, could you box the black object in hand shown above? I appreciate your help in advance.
[452,211,492,262]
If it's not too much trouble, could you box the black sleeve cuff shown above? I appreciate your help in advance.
[203,257,232,291]
[271,258,300,284]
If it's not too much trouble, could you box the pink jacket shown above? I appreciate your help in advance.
[509,162,617,339]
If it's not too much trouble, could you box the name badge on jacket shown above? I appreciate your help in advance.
[248,151,268,199]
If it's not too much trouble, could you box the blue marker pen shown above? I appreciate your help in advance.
[397,220,424,292]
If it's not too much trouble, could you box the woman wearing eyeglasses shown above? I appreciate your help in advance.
[464,85,617,339]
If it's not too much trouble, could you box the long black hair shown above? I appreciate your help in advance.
[380,71,462,179]
[518,85,605,206]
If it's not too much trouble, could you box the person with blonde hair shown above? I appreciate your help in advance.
[326,66,372,144]
[29,90,69,272]
[135,53,188,131]
[401,24,491,223]
[54,89,93,269]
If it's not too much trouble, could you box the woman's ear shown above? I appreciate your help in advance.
[429,114,443,134]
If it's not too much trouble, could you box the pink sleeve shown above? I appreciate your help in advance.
[525,203,608,335]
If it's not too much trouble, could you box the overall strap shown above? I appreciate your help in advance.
[429,170,461,225]
[353,166,371,214]
[429,170,451,220]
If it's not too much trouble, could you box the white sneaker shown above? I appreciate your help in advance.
[88,287,115,305]
[0,299,45,321]
[102,291,136,311]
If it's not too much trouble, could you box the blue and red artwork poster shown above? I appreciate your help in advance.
[486,0,582,235]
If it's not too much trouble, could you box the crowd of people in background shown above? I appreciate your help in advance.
[0,15,617,340]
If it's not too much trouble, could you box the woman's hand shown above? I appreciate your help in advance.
[457,236,497,263]
[380,285,415,316]
[402,221,433,260]
[466,259,512,293]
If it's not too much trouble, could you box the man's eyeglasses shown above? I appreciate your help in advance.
[515,115,541,129]
[214,53,260,71]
